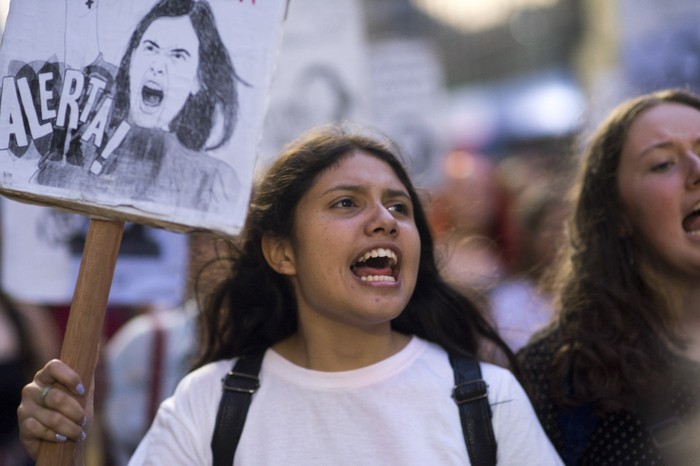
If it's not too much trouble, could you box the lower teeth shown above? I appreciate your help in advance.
[361,275,395,282]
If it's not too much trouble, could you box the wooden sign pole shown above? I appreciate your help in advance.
[36,218,125,466]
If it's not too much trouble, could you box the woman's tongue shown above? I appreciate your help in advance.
[352,264,392,279]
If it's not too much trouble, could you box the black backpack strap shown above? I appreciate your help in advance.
[449,354,497,466]
[211,351,265,466]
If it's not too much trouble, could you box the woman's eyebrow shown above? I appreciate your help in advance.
[638,140,673,159]
[321,184,361,196]
[640,136,700,157]
[321,184,410,199]
[385,188,411,200]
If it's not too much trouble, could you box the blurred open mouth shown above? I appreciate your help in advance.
[683,202,700,236]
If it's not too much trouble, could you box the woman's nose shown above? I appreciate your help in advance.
[687,151,700,189]
[367,204,398,236]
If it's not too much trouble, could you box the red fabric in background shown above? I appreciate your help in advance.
[47,304,142,344]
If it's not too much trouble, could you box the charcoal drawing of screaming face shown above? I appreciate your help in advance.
[113,0,240,152]
[30,0,244,215]
[128,15,201,131]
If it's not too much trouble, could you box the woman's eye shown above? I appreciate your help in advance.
[332,198,355,208]
[651,161,673,172]
[387,203,408,214]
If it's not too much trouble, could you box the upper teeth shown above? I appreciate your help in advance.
[357,248,397,265]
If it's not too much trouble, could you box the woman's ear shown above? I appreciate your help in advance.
[261,233,296,276]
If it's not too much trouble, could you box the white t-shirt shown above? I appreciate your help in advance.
[129,337,563,465]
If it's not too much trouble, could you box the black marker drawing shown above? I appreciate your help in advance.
[21,0,246,213]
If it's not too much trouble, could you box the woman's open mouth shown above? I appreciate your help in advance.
[682,202,700,236]
[141,83,164,109]
[350,248,399,282]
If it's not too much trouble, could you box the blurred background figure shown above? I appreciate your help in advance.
[428,149,514,295]
[488,182,570,351]
[0,294,59,466]
[518,89,700,465]
[102,301,197,466]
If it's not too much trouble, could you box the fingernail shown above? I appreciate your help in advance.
[75,383,85,396]
[81,416,87,427]
[80,431,87,442]
[55,433,67,442]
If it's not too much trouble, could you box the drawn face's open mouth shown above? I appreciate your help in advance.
[141,84,164,108]
[350,248,399,282]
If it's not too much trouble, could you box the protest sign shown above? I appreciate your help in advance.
[0,1,288,463]
[368,38,448,188]
[0,0,287,236]
[259,0,370,167]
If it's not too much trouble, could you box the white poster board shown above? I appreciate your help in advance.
[368,38,448,188]
[258,0,370,167]
[0,0,288,236]
[1,197,187,306]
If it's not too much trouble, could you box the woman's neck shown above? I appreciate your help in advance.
[272,327,411,372]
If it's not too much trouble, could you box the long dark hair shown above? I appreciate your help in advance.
[549,88,700,412]
[194,124,516,369]
[113,0,240,151]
